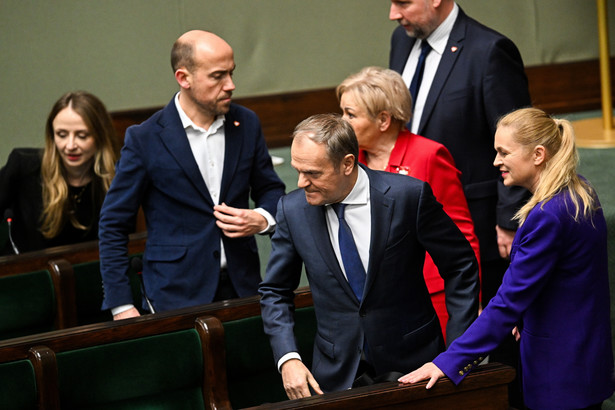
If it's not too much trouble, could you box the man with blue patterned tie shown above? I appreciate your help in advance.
[259,113,479,399]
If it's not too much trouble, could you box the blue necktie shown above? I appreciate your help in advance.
[332,203,366,302]
[409,40,432,105]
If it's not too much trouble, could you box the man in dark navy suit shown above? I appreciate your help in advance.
[389,0,531,309]
[99,31,284,319]
[259,114,478,398]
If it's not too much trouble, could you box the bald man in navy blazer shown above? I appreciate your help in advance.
[99,31,284,319]
[259,114,478,398]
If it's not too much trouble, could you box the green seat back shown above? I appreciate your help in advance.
[0,270,55,340]
[0,359,38,409]
[56,329,204,409]
[224,306,317,408]
[73,255,142,325]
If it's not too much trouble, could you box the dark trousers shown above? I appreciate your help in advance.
[213,268,238,302]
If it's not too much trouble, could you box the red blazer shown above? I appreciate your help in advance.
[359,130,481,295]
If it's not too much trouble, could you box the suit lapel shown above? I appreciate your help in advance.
[304,203,359,304]
[364,169,394,299]
[419,10,467,135]
[157,102,214,206]
[220,108,241,201]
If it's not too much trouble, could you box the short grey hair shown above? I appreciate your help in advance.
[292,113,358,167]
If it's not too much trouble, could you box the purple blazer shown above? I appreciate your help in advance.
[433,185,614,409]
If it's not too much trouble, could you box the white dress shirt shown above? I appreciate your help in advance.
[277,166,371,370]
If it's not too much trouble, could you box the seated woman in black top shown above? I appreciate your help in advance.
[0,91,120,254]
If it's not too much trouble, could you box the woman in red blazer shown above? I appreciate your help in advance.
[337,66,480,342]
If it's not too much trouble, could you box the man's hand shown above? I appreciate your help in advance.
[113,307,140,320]
[280,359,323,400]
[214,203,267,238]
[495,225,516,259]
[398,362,445,389]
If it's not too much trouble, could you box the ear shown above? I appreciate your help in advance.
[341,154,356,176]
[533,145,546,166]
[377,111,392,132]
[174,68,191,90]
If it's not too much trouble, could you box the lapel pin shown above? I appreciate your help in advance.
[451,46,458,53]
[234,121,240,127]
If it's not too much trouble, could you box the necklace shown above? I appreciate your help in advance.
[71,185,88,204]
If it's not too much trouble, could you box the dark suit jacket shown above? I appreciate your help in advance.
[99,99,285,312]
[390,7,531,260]
[259,166,479,392]
[434,188,614,409]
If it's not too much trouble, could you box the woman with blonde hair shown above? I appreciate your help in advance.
[0,91,120,253]
[337,66,481,343]
[402,108,614,410]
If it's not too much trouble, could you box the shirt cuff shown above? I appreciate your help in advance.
[112,304,135,316]
[277,352,302,373]
[254,207,276,234]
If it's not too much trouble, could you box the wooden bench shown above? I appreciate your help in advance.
[0,231,147,277]
[241,362,515,409]
[0,288,313,409]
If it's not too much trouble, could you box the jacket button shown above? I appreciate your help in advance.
[459,370,464,376]
[359,309,366,317]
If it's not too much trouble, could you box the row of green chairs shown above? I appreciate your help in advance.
[0,290,316,409]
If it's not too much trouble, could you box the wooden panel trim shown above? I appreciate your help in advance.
[110,59,611,149]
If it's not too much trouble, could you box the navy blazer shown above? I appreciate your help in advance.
[259,166,479,392]
[434,188,614,409]
[390,7,531,260]
[100,99,285,312]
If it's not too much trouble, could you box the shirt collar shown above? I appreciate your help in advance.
[174,92,225,134]
[424,2,459,56]
[336,165,369,206]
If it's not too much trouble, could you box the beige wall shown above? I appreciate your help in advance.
[0,0,611,162]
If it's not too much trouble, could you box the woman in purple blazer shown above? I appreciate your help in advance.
[400,107,615,409]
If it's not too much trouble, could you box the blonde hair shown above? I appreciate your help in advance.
[498,108,596,225]
[336,66,412,125]
[40,91,120,238]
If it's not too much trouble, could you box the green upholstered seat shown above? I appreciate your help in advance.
[0,270,55,340]
[55,329,204,409]
[0,359,38,409]
[224,306,317,408]
[72,255,142,325]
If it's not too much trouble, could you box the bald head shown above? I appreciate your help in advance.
[171,30,233,73]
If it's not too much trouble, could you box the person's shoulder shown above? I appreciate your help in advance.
[366,165,425,191]
[9,147,43,159]
[458,8,517,47]
[7,148,43,167]
[281,188,307,205]
[227,103,260,123]
[408,132,446,151]
[125,98,175,136]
